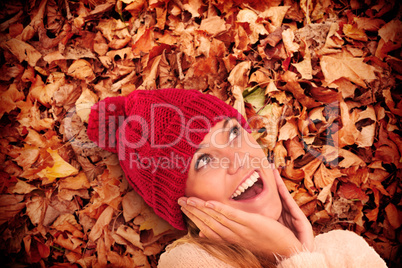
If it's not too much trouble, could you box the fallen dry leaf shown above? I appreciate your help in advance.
[37,149,79,183]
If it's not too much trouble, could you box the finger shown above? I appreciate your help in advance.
[181,198,240,240]
[184,197,250,242]
[185,197,247,227]
[180,205,222,241]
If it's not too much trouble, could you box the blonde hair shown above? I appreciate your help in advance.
[170,218,276,268]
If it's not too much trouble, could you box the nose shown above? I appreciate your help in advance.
[218,147,246,175]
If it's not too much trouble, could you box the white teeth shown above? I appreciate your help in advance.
[231,171,260,199]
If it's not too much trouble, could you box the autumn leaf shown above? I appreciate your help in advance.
[343,24,368,41]
[37,149,79,183]
[9,179,37,194]
[67,59,95,82]
[140,206,175,237]
[320,51,376,88]
[1,39,42,67]
[237,9,268,44]
[0,194,25,225]
[337,182,369,204]
[115,225,143,249]
[0,83,25,118]
[88,206,114,242]
[75,87,99,123]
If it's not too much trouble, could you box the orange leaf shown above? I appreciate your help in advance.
[320,51,376,88]
[314,163,343,189]
[132,28,154,56]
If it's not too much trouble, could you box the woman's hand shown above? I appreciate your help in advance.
[178,196,303,261]
[273,167,314,252]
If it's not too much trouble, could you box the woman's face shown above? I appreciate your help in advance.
[185,118,282,220]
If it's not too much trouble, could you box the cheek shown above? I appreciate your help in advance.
[185,171,227,201]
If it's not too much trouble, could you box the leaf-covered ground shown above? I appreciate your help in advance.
[0,0,401,267]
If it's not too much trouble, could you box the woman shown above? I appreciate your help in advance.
[87,88,386,267]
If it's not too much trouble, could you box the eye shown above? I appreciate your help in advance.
[228,125,240,142]
[195,154,211,170]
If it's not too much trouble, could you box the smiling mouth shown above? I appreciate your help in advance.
[231,171,264,201]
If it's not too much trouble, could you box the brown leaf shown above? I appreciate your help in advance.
[284,137,305,160]
[59,172,90,190]
[0,194,25,225]
[9,179,37,194]
[0,83,25,118]
[13,144,40,169]
[1,39,42,67]
[122,191,146,222]
[115,225,143,249]
[228,61,251,90]
[336,101,360,147]
[384,203,402,230]
[378,19,402,43]
[237,9,268,44]
[67,59,96,82]
[278,118,299,141]
[281,71,321,109]
[281,160,305,182]
[88,206,114,242]
[26,195,47,226]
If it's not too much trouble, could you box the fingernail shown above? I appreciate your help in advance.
[187,199,196,206]
[205,202,214,209]
[178,198,186,206]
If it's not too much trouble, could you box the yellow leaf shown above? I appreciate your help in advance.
[343,24,368,41]
[38,149,78,182]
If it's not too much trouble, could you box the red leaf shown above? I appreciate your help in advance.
[337,182,369,203]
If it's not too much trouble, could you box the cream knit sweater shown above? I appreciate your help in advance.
[158,230,387,267]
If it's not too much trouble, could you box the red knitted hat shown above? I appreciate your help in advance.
[87,88,249,230]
